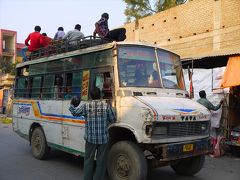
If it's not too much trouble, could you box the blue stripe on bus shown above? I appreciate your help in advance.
[173,109,196,113]
[36,101,85,120]
[13,103,32,106]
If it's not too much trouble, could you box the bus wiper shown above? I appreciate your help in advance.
[133,92,143,96]
[146,92,157,95]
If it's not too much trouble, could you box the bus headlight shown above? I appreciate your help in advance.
[145,124,153,136]
[201,122,210,134]
[143,121,153,137]
[201,124,207,131]
[144,122,168,137]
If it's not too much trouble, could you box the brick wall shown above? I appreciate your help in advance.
[123,0,240,58]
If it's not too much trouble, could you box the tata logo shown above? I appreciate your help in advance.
[18,106,30,116]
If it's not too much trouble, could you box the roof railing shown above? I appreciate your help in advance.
[29,36,112,60]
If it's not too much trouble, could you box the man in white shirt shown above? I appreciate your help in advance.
[63,24,84,48]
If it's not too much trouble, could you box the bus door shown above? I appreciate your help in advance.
[62,70,86,153]
[41,73,65,147]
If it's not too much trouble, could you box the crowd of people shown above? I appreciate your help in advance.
[21,13,126,62]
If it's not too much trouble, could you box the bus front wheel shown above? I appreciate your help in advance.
[107,141,147,180]
[171,155,205,176]
[31,127,49,160]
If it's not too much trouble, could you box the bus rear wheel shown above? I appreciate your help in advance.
[31,127,49,160]
[107,141,147,180]
[171,155,205,176]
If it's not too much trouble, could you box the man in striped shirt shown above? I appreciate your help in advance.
[93,13,126,42]
[69,87,115,180]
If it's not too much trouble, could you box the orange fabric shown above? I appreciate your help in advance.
[221,56,240,88]
[0,89,3,107]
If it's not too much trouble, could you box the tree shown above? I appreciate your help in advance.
[0,57,16,75]
[123,0,155,22]
[123,0,190,22]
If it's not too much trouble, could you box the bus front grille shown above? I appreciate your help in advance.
[153,121,210,137]
[168,121,209,137]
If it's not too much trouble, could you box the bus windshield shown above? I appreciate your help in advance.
[118,45,185,90]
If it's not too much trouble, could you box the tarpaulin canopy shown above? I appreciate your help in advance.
[221,56,240,88]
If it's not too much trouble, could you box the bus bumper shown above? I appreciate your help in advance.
[155,138,211,161]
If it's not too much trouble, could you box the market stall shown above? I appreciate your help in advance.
[221,56,240,154]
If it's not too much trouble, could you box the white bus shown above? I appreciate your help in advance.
[13,38,211,180]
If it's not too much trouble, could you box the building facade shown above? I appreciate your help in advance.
[123,0,240,59]
[0,29,24,89]
[0,29,24,114]
[123,0,240,137]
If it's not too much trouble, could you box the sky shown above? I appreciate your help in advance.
[0,0,126,44]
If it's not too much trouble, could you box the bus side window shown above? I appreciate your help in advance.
[95,74,104,92]
[31,76,43,99]
[54,75,63,99]
[72,71,82,98]
[42,74,55,99]
[26,77,33,98]
[15,77,27,98]
[103,72,113,99]
[64,73,73,100]
[103,77,113,99]
[93,72,113,99]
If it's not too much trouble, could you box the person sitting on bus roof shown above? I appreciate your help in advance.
[53,27,65,40]
[25,25,44,51]
[93,13,126,42]
[63,24,84,46]
[40,33,52,47]
[22,25,44,61]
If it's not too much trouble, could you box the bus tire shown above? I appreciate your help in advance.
[31,127,49,160]
[107,141,147,180]
[171,155,205,176]
[230,145,240,157]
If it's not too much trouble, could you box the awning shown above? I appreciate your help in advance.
[221,56,240,88]
[181,48,240,61]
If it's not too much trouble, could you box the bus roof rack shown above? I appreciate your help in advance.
[29,36,112,60]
